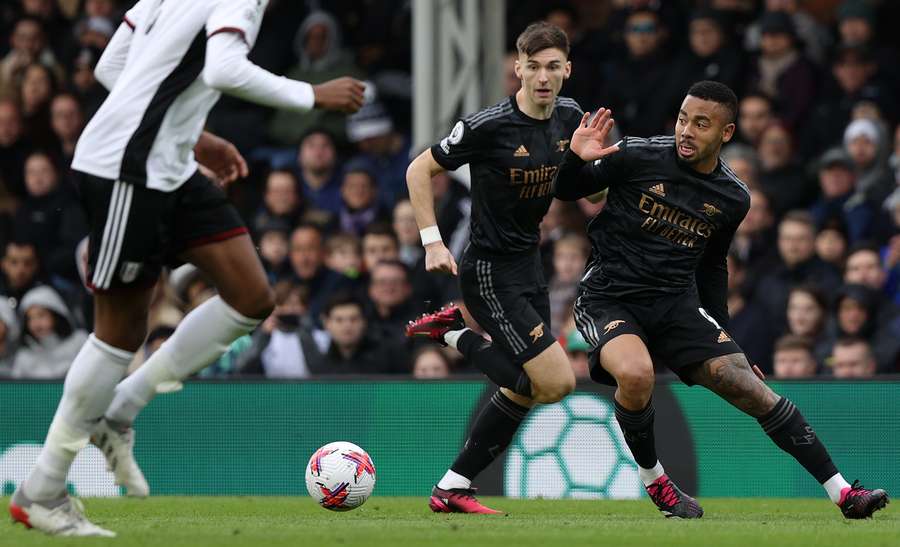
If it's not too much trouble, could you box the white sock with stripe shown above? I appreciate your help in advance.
[24,335,134,501]
[105,296,260,425]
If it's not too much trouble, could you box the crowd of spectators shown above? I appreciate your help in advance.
[1,0,899,382]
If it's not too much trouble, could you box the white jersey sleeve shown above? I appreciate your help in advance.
[204,33,315,111]
[204,0,314,111]
[94,22,133,90]
[206,0,265,47]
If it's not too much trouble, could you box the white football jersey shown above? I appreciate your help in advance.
[72,0,268,191]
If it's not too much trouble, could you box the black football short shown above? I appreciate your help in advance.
[459,245,556,365]
[76,170,247,291]
[573,288,744,385]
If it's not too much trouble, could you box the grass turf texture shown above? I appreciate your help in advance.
[2,496,895,546]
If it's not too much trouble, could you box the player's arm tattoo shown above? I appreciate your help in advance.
[686,353,779,418]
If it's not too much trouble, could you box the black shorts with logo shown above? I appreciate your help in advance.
[459,245,556,365]
[573,288,744,386]
[76,170,247,291]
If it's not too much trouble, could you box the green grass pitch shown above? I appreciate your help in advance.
[2,496,895,546]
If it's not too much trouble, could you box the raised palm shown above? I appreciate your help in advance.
[570,108,620,162]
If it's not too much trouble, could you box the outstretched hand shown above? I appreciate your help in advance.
[570,108,620,162]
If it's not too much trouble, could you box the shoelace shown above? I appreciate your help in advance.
[845,480,872,500]
[450,488,479,501]
[648,480,680,508]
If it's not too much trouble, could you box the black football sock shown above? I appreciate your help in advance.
[614,398,658,469]
[450,390,529,481]
[457,330,532,397]
[758,397,838,484]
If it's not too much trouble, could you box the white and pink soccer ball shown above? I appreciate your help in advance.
[305,441,376,511]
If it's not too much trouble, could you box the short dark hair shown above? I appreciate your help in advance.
[774,334,814,354]
[687,80,738,123]
[788,284,829,313]
[362,222,399,245]
[516,21,569,58]
[370,258,410,280]
[322,291,364,318]
[833,336,873,358]
[780,210,816,231]
[846,241,881,262]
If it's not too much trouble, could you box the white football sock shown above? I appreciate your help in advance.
[638,461,666,487]
[823,473,851,504]
[105,296,260,425]
[443,328,471,350]
[24,335,134,501]
[437,469,472,490]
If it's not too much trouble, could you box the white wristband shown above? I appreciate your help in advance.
[420,226,442,246]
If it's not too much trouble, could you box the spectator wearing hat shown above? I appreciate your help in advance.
[743,0,831,66]
[844,118,896,203]
[0,297,20,376]
[809,147,882,244]
[268,10,364,146]
[803,45,895,158]
[11,285,88,379]
[744,11,818,131]
[836,0,899,92]
[346,92,411,209]
[843,118,894,207]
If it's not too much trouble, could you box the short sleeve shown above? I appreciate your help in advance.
[207,0,266,46]
[430,120,484,171]
[123,0,152,30]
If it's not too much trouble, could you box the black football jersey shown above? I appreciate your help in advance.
[430,95,584,255]
[554,135,751,324]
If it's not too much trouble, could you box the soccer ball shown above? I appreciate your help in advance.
[305,441,376,511]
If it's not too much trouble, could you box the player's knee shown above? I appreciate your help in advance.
[532,373,576,404]
[614,360,654,396]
